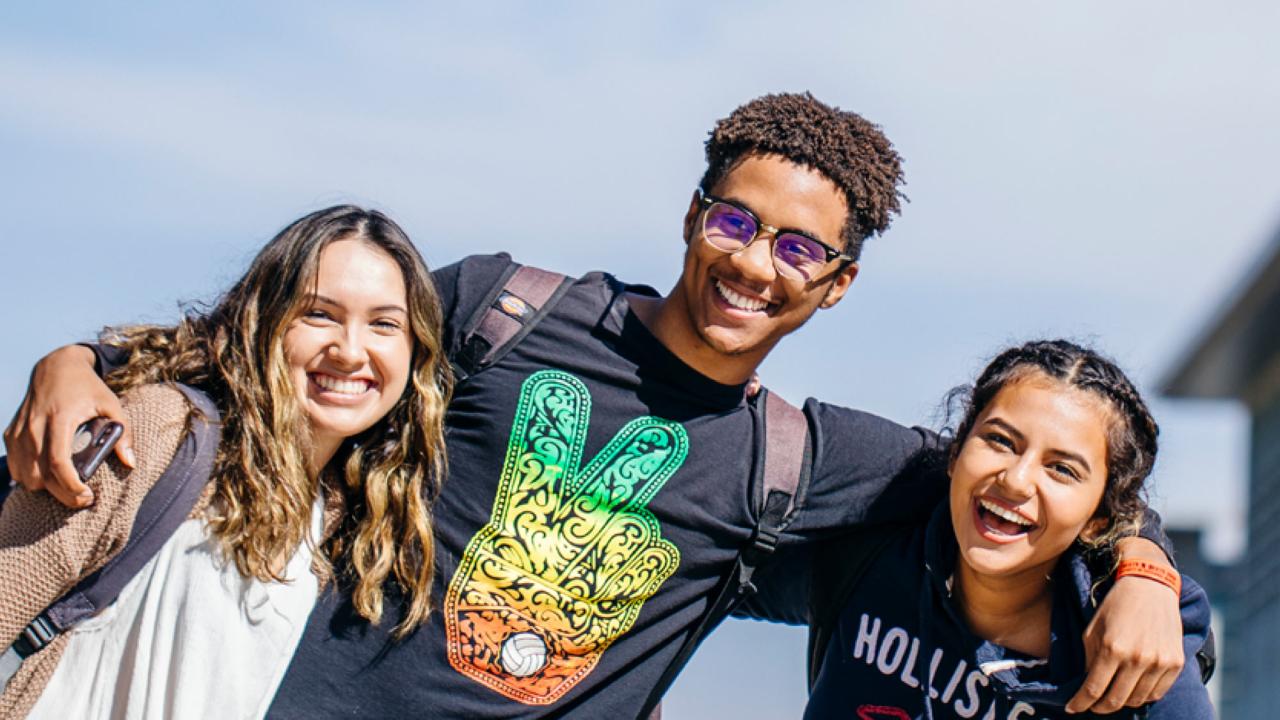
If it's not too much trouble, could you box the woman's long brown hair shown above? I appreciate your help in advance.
[102,205,452,636]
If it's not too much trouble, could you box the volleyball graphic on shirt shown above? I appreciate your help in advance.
[445,370,687,705]
[501,632,549,677]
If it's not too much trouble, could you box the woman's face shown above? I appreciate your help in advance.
[283,239,412,466]
[949,372,1111,583]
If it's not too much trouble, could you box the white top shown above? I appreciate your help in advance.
[28,499,324,720]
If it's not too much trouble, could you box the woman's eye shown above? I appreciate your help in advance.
[983,432,1014,450]
[372,319,403,331]
[1050,463,1080,481]
[305,309,332,321]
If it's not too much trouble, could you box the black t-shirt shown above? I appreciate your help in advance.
[265,255,943,718]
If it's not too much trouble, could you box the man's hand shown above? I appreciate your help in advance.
[1066,538,1184,713]
[3,344,134,507]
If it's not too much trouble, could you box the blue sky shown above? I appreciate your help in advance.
[2,2,1276,715]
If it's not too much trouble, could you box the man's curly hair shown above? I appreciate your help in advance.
[699,92,905,261]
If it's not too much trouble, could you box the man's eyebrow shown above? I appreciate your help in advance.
[722,194,827,243]
[307,294,408,315]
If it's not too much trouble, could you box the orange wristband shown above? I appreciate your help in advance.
[1115,559,1181,596]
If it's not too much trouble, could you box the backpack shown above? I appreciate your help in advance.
[448,263,814,720]
[0,384,222,688]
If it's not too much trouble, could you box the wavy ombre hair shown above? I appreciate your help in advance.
[102,205,452,636]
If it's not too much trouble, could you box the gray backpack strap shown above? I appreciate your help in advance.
[1,384,221,687]
[635,388,811,720]
[452,264,573,381]
[751,390,810,563]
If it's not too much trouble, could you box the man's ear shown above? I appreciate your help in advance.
[682,191,702,245]
[819,262,859,309]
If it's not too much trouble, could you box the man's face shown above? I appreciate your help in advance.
[664,153,858,380]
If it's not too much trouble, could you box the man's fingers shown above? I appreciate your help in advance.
[97,396,135,468]
[4,423,34,492]
[45,417,94,506]
[5,397,44,491]
[111,417,135,469]
[7,451,45,493]
[1066,651,1117,713]
[1125,665,1164,708]
[114,439,137,469]
[1090,661,1143,714]
[1149,664,1181,703]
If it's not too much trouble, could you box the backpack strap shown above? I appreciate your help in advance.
[1197,627,1216,683]
[0,384,221,687]
[452,263,573,381]
[635,388,811,720]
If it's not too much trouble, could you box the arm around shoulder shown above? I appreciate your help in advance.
[798,400,947,533]
[0,383,194,646]
[1144,574,1215,718]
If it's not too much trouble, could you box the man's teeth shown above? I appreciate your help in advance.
[979,499,1034,527]
[715,280,768,312]
[314,374,372,395]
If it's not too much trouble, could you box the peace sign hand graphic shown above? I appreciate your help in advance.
[445,370,688,705]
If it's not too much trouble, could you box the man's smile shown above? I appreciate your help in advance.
[712,278,774,315]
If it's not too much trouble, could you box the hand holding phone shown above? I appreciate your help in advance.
[71,418,124,482]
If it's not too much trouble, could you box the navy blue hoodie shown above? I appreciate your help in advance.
[805,505,1213,719]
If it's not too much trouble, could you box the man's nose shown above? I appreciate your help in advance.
[730,232,779,283]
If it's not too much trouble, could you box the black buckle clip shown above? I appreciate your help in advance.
[14,615,57,657]
[749,527,780,555]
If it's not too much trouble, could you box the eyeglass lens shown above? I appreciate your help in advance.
[702,201,829,281]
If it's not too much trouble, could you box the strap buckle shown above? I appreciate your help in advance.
[749,527,780,555]
[13,615,56,656]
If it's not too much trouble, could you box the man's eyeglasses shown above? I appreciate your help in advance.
[698,193,853,282]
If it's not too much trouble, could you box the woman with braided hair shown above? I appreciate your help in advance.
[804,340,1213,719]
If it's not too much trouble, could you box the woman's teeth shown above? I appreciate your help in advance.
[313,374,372,395]
[715,280,768,312]
[978,498,1035,529]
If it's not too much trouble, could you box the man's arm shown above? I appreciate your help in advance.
[757,401,1188,711]
[1142,575,1216,718]
[3,345,132,507]
[1067,537,1187,713]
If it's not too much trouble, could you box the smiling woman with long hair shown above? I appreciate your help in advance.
[804,340,1213,719]
[0,205,452,719]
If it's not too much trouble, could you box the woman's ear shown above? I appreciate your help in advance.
[1078,516,1109,544]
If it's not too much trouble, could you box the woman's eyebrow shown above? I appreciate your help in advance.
[308,294,407,315]
[1049,448,1093,475]
[984,417,1024,441]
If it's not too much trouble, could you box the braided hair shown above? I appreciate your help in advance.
[948,339,1160,551]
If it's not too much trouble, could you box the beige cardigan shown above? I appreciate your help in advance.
[0,385,201,718]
